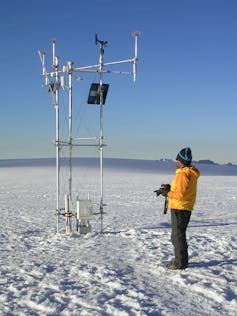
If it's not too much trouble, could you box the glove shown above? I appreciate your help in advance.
[160,184,170,196]
[154,184,170,197]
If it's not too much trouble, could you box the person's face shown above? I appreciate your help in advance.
[176,160,184,169]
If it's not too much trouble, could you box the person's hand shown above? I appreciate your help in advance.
[160,184,170,196]
[154,184,170,197]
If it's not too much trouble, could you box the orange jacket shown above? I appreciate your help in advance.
[167,165,200,210]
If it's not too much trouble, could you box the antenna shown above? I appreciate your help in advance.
[38,32,139,234]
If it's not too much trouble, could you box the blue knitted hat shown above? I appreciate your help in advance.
[176,147,192,166]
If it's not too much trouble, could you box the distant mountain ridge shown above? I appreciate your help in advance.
[0,157,236,175]
[160,158,236,166]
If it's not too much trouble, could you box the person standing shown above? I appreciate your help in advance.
[165,147,200,270]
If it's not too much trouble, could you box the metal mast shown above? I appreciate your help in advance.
[96,36,108,232]
[68,61,73,201]
[51,39,61,233]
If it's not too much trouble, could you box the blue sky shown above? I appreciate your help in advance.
[0,0,236,163]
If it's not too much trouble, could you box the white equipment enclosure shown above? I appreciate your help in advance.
[76,198,93,234]
[38,32,139,234]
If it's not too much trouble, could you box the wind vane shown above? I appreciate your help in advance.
[38,32,139,234]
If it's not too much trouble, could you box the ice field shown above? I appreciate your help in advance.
[0,160,237,315]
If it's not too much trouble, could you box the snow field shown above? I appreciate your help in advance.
[0,166,237,315]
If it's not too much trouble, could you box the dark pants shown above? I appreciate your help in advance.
[171,209,192,267]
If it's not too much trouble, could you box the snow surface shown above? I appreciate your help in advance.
[1,162,237,315]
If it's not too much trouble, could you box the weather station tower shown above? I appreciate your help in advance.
[38,32,139,234]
